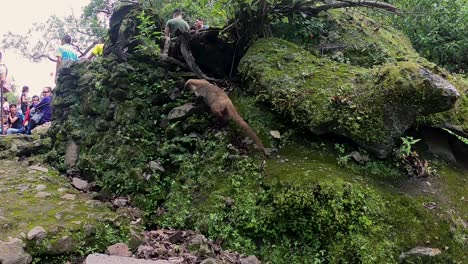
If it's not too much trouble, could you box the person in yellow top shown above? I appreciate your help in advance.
[88,43,104,60]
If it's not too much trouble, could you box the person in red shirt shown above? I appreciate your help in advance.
[23,95,39,129]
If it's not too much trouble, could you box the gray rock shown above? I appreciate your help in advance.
[349,151,369,165]
[35,192,52,198]
[113,197,128,207]
[27,226,47,241]
[187,234,213,257]
[65,140,79,169]
[148,161,165,173]
[269,130,281,139]
[107,243,132,257]
[167,103,198,121]
[0,238,32,264]
[399,246,442,260]
[72,177,89,190]
[57,188,68,193]
[85,254,174,264]
[35,184,47,191]
[61,194,76,200]
[29,165,49,173]
[48,235,75,254]
[240,255,261,264]
[200,258,222,264]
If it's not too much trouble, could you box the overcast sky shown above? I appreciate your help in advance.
[0,0,90,97]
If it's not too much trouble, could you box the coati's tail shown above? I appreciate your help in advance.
[225,104,265,151]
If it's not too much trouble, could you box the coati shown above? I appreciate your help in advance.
[184,79,265,152]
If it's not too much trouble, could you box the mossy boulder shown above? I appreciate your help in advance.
[239,38,462,157]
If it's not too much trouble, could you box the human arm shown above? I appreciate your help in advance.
[164,25,170,39]
[55,46,63,80]
[55,56,62,78]
[7,115,18,127]
[35,97,51,110]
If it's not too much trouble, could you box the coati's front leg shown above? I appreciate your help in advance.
[209,108,229,129]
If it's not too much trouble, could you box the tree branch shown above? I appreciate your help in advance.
[273,0,399,17]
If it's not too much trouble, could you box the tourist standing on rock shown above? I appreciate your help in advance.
[6,104,24,134]
[20,85,30,114]
[26,87,52,135]
[162,9,190,58]
[56,35,78,81]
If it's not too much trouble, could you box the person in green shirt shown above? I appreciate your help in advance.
[162,9,190,59]
[164,9,190,38]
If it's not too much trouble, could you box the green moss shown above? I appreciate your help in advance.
[262,143,468,262]
[240,38,463,157]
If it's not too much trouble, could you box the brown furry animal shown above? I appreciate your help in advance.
[184,79,265,152]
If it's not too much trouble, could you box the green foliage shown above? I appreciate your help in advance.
[387,0,468,72]
[134,10,163,58]
[399,136,421,157]
[141,0,228,28]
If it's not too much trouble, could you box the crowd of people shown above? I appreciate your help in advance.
[0,85,52,135]
[0,9,207,136]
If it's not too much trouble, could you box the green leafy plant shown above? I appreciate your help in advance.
[135,10,163,58]
[399,136,420,157]
[386,0,468,72]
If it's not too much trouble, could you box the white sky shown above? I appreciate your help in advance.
[0,0,91,97]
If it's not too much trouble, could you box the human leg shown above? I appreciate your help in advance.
[7,128,22,135]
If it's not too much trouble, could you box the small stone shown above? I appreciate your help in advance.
[349,151,370,164]
[399,246,442,260]
[240,255,261,264]
[200,258,222,264]
[0,238,32,264]
[107,243,132,257]
[27,226,47,241]
[36,184,47,191]
[55,212,64,220]
[424,202,437,210]
[187,234,213,257]
[57,188,68,193]
[148,161,165,173]
[113,197,128,207]
[269,130,281,139]
[48,235,75,254]
[72,177,89,190]
[30,165,49,173]
[72,221,82,225]
[168,230,183,244]
[61,194,76,200]
[86,254,173,263]
[35,192,52,198]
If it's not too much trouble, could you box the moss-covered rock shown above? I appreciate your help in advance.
[239,38,462,157]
